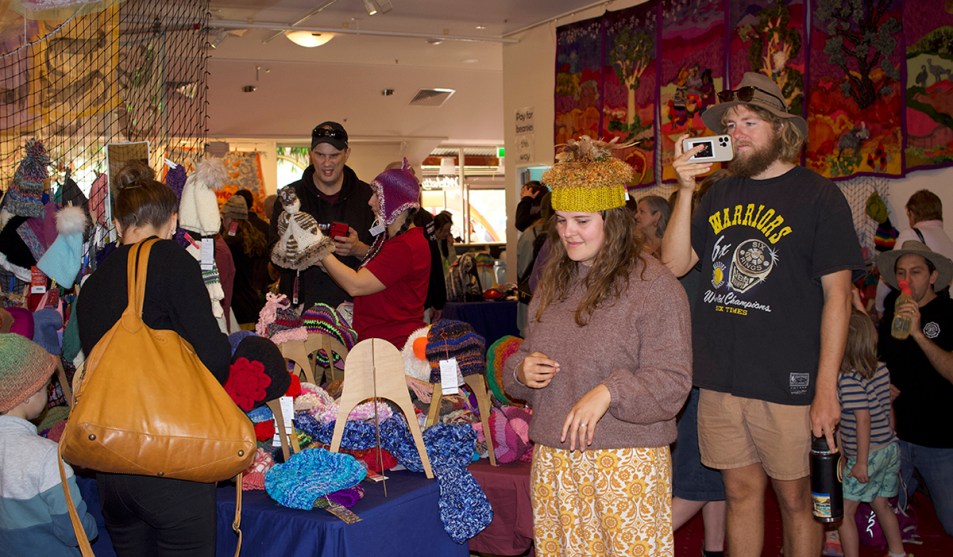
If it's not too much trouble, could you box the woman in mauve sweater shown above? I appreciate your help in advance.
[503,137,692,557]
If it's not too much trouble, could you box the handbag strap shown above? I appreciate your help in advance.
[120,239,157,330]
[232,474,244,557]
[57,443,95,557]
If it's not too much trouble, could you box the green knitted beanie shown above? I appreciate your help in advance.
[0,334,56,413]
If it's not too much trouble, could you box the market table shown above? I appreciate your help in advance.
[441,300,520,346]
[78,470,468,557]
[468,459,534,556]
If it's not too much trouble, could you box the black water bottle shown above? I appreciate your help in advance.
[810,436,843,523]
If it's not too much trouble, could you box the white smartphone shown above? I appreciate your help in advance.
[683,135,733,163]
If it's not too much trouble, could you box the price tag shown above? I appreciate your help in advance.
[271,395,295,447]
[227,220,239,236]
[200,237,215,270]
[30,267,47,294]
[439,358,459,395]
[369,222,385,236]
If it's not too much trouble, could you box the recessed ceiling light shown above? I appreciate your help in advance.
[475,25,487,30]
[462,59,479,64]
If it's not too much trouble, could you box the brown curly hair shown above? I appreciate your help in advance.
[533,207,646,326]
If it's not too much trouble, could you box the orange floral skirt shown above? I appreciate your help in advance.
[531,444,673,557]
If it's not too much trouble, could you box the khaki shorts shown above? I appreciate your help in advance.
[697,389,811,480]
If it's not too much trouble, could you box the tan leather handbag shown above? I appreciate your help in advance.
[60,238,256,480]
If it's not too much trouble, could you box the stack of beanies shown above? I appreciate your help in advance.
[300,304,358,366]
[225,335,293,412]
[425,319,485,383]
[474,406,533,464]
[0,333,58,413]
[485,336,524,405]
[256,293,307,344]
[36,206,89,288]
[221,194,248,221]
[179,157,227,236]
[264,447,367,510]
[2,139,50,219]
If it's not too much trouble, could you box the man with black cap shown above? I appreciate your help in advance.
[270,121,376,309]
[663,72,864,557]
[877,240,953,536]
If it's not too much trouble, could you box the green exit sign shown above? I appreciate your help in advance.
[497,147,505,158]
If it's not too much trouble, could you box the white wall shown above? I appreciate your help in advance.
[500,0,953,280]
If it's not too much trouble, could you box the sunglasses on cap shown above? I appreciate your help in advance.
[717,85,785,108]
[311,126,347,141]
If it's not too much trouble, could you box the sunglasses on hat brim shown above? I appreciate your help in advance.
[312,127,347,142]
[717,85,786,109]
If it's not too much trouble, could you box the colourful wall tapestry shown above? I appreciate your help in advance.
[658,0,726,182]
[902,1,953,171]
[600,0,659,186]
[554,19,604,147]
[728,0,806,116]
[806,0,904,179]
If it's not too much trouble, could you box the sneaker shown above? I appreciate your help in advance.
[822,531,844,557]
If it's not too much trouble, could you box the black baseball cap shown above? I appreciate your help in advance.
[311,121,348,151]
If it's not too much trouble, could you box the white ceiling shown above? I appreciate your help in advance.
[206,0,600,144]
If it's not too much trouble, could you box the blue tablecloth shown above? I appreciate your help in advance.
[441,300,519,346]
[78,471,468,557]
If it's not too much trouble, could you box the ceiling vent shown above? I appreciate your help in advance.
[409,88,455,107]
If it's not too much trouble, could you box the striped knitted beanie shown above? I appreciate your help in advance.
[4,139,50,218]
[425,319,485,383]
[0,333,57,413]
[486,336,524,405]
[300,304,357,366]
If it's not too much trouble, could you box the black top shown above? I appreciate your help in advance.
[76,239,231,383]
[689,166,865,405]
[880,296,953,448]
[269,165,376,309]
[514,196,541,232]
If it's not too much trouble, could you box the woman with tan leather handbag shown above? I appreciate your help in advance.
[75,177,232,556]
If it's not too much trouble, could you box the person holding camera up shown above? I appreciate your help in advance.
[663,72,864,557]
[269,121,376,309]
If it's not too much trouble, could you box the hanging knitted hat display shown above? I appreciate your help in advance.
[37,206,89,288]
[164,163,187,201]
[271,187,334,271]
[179,157,226,236]
[256,293,307,344]
[2,139,50,218]
[425,319,485,383]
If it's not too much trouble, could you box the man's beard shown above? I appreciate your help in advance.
[729,131,784,178]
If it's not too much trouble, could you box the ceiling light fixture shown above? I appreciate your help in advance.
[363,0,379,16]
[209,28,227,49]
[284,30,335,47]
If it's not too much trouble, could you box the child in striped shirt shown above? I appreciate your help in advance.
[836,311,909,557]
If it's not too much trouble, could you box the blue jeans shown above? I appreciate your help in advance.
[898,439,953,536]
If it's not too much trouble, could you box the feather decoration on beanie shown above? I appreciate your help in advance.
[179,157,227,235]
[2,139,50,218]
[271,187,334,271]
[37,206,89,288]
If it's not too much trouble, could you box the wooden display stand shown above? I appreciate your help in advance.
[279,339,315,384]
[305,333,349,384]
[425,374,497,467]
[329,338,434,479]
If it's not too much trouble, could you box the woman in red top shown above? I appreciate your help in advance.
[319,161,430,352]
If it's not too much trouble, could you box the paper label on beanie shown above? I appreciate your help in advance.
[323,502,362,524]
[271,396,295,447]
[440,359,460,395]
[30,267,47,294]
[200,238,215,270]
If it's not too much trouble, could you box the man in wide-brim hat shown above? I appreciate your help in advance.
[663,71,865,557]
[877,239,953,536]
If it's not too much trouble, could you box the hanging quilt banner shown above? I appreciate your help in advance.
[902,1,953,172]
[600,0,659,187]
[806,0,904,179]
[554,18,604,150]
[727,0,806,117]
[659,0,726,182]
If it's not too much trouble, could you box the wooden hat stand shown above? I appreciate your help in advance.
[305,333,350,385]
[424,374,497,467]
[329,338,434,479]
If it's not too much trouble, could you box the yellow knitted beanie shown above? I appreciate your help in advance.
[543,136,634,213]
